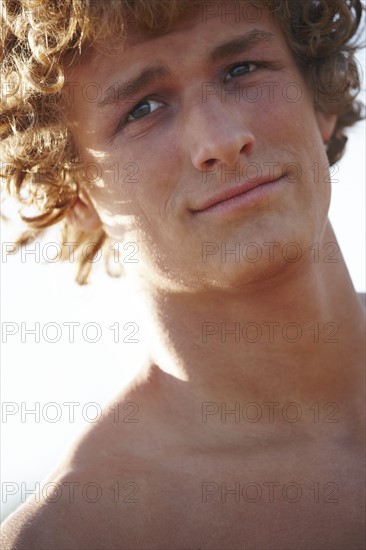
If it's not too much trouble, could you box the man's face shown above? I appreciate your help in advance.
[67,2,336,292]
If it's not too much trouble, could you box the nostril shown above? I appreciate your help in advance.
[205,159,216,166]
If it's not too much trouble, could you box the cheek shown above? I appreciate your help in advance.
[109,135,182,217]
[254,94,306,139]
[83,165,170,242]
[257,92,329,171]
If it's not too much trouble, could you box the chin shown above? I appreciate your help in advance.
[195,226,320,291]
[200,256,304,292]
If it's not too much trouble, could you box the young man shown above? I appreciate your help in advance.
[1,0,365,548]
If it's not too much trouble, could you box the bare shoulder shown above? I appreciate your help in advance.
[0,471,83,549]
[0,462,143,550]
[0,373,156,550]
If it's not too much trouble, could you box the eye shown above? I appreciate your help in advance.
[127,99,164,122]
[225,62,258,81]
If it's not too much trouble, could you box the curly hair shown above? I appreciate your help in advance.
[1,0,364,283]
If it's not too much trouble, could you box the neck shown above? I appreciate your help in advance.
[131,222,365,448]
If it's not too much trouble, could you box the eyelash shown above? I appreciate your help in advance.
[118,61,264,130]
[224,61,260,81]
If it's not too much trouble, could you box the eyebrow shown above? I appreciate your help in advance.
[97,29,274,108]
[98,66,171,108]
[210,29,274,62]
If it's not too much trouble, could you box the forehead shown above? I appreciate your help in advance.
[68,2,287,82]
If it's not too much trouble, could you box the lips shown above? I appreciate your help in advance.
[191,175,283,213]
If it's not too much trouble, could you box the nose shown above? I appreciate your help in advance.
[183,98,256,173]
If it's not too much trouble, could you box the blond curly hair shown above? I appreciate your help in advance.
[1,0,364,283]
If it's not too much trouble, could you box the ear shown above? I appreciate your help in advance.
[66,189,102,232]
[315,111,338,145]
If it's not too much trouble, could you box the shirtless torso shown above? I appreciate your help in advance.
[2,335,365,549]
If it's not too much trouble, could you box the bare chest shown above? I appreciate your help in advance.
[72,443,365,549]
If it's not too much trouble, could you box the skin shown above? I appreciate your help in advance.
[1,3,365,548]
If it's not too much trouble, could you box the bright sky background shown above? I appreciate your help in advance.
[1,48,365,521]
